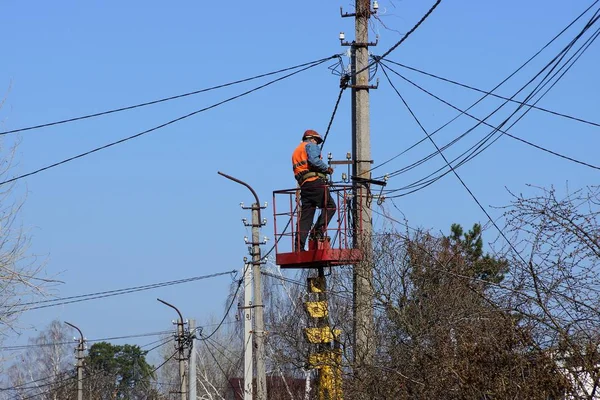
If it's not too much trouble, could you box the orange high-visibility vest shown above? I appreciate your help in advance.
[292,142,323,185]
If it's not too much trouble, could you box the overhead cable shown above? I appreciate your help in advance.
[376,10,600,195]
[352,0,443,79]
[381,22,599,198]
[0,330,173,351]
[3,270,236,313]
[384,69,532,269]
[370,0,600,175]
[198,270,244,341]
[385,60,600,129]
[0,56,339,136]
[0,56,337,188]
[381,62,600,171]
[4,340,175,397]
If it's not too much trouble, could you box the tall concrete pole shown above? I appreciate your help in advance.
[243,261,254,400]
[352,0,374,368]
[218,172,268,400]
[189,319,197,400]
[251,202,267,400]
[65,322,84,400]
[158,298,188,400]
[178,319,188,400]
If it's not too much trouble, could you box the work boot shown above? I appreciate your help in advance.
[309,228,326,241]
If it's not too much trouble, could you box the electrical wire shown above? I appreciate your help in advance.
[384,59,543,271]
[0,374,60,392]
[144,336,176,354]
[3,270,236,313]
[199,334,239,394]
[385,59,600,129]
[0,56,340,136]
[198,270,244,341]
[320,85,347,150]
[203,336,243,373]
[353,0,443,79]
[382,29,597,197]
[377,9,600,196]
[0,330,172,351]
[369,0,600,176]
[0,56,337,188]
[380,62,600,171]
[1,336,174,395]
[5,339,176,399]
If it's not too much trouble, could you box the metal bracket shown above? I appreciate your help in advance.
[243,221,265,228]
[240,201,268,210]
[330,160,353,165]
[349,78,379,90]
[244,237,268,246]
[341,6,377,18]
[351,175,387,186]
[340,36,379,48]
[340,7,355,17]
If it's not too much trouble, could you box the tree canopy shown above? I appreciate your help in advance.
[86,342,155,399]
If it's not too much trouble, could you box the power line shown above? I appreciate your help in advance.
[203,336,244,380]
[4,339,176,397]
[383,59,540,271]
[0,330,173,351]
[385,59,600,129]
[354,0,442,78]
[377,9,600,196]
[3,270,236,313]
[0,56,339,136]
[198,272,244,342]
[369,0,600,176]
[382,24,598,197]
[0,56,337,188]
[320,84,348,150]
[380,62,600,171]
[199,334,239,394]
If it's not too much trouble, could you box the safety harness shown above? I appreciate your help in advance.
[295,170,328,184]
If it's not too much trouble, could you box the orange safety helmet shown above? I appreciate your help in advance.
[302,129,323,144]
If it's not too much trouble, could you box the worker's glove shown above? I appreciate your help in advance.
[327,167,334,175]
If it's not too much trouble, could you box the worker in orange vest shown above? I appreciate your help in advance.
[292,129,336,251]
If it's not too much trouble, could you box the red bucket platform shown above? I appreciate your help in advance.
[273,185,363,269]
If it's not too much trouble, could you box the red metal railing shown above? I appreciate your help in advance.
[273,184,363,268]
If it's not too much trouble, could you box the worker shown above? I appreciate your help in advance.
[292,129,336,251]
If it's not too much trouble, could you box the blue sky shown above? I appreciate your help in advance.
[1,0,599,365]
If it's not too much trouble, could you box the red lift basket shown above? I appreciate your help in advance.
[272,184,363,268]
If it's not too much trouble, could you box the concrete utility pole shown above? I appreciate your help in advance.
[65,322,84,400]
[242,261,254,400]
[218,172,268,400]
[158,298,189,400]
[189,319,197,400]
[250,201,268,400]
[345,0,376,368]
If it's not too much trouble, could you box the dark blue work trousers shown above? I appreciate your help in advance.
[296,179,336,251]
